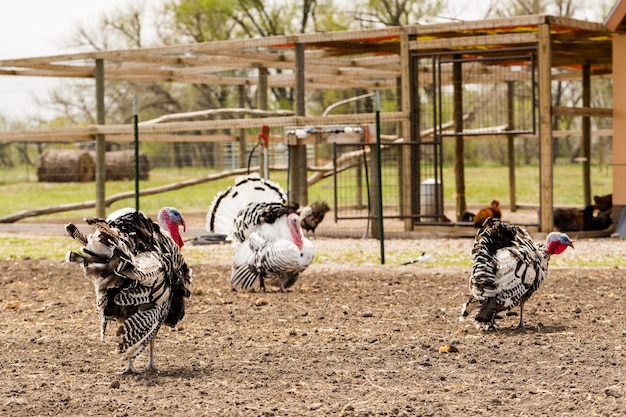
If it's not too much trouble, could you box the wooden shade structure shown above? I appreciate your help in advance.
[604,0,626,230]
[0,15,613,231]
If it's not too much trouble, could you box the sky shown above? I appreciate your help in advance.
[0,0,165,120]
[0,0,608,121]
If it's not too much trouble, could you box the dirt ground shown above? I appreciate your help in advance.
[1,254,624,416]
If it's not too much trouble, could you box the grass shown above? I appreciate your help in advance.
[445,163,613,208]
[0,162,617,266]
[0,162,612,221]
[0,236,70,261]
[0,167,338,220]
[2,235,625,268]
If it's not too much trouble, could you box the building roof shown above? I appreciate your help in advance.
[0,15,612,90]
[604,0,626,32]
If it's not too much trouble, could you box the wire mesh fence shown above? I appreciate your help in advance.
[0,132,612,239]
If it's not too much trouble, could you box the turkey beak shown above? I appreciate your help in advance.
[175,216,186,233]
[568,241,574,249]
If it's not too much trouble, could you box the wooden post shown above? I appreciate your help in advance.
[95,59,106,218]
[258,66,268,110]
[538,23,553,232]
[289,43,307,205]
[238,84,247,169]
[399,28,414,231]
[258,68,268,177]
[582,62,591,208]
[453,56,466,221]
[507,81,517,212]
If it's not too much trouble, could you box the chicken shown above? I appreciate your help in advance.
[460,217,574,330]
[65,207,192,374]
[298,201,330,238]
[473,199,502,228]
[206,174,314,291]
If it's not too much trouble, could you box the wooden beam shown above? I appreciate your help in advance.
[604,0,626,32]
[551,106,612,117]
[0,27,403,67]
[547,15,611,33]
[538,23,553,232]
[409,32,539,51]
[7,125,610,145]
[0,112,407,143]
[407,15,548,35]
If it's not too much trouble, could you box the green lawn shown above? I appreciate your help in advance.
[450,163,612,208]
[0,163,613,221]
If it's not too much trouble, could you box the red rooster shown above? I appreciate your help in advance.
[473,200,502,228]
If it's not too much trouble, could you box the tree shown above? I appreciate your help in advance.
[358,0,446,26]
[161,0,237,43]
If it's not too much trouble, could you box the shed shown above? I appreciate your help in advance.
[0,15,615,232]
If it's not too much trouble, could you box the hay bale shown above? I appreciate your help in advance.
[89,150,151,181]
[37,149,150,182]
[37,149,95,182]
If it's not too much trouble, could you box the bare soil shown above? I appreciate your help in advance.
[1,257,624,416]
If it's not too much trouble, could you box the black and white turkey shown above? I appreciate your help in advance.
[206,174,314,292]
[461,217,574,330]
[65,207,192,374]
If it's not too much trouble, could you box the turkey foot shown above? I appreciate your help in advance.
[120,359,139,375]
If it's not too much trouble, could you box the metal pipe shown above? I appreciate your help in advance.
[322,92,375,117]
[134,95,139,212]
[375,91,385,264]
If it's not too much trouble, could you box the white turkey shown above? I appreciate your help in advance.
[65,207,192,374]
[461,217,574,330]
[206,174,314,291]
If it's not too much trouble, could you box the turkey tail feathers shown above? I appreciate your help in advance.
[473,217,525,256]
[65,223,88,245]
[460,295,476,320]
[230,264,261,290]
[206,174,288,239]
[118,300,169,359]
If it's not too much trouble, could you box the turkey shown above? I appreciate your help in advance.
[206,174,314,292]
[460,217,573,331]
[65,207,192,374]
[298,201,330,238]
[472,199,502,228]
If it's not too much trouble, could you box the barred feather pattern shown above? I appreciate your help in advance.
[230,225,314,291]
[461,217,550,329]
[65,208,192,363]
[207,174,314,291]
[206,174,287,240]
[233,202,295,243]
[118,300,170,359]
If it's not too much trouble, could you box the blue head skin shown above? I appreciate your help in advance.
[545,232,574,255]
[158,207,186,248]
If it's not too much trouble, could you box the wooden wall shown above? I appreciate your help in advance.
[612,34,626,222]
